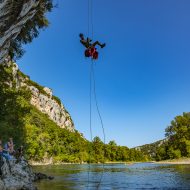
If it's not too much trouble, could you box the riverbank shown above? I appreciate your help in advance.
[30,160,149,166]
[157,158,190,165]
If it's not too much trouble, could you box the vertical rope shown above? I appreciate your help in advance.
[90,2,106,185]
[87,0,93,39]
[89,61,93,143]
[90,0,94,40]
[87,58,93,190]
[92,61,106,189]
[87,0,90,37]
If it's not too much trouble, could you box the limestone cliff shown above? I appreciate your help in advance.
[4,61,74,131]
[0,0,53,63]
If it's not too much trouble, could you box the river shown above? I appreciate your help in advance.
[34,163,190,189]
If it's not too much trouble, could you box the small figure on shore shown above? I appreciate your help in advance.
[2,137,15,159]
[79,33,106,60]
[7,137,15,155]
[0,138,19,161]
[0,145,12,160]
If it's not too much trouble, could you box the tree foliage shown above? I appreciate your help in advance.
[155,112,190,160]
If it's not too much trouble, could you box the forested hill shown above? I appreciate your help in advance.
[135,112,190,161]
[134,139,168,160]
[0,62,147,163]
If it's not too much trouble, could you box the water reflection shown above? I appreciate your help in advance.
[34,163,190,190]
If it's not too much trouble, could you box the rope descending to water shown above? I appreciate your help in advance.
[91,60,106,189]
[86,0,106,189]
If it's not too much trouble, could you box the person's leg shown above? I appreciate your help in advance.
[93,51,99,59]
[79,33,84,39]
[85,49,91,57]
[92,41,106,48]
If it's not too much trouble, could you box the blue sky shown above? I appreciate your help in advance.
[18,0,190,147]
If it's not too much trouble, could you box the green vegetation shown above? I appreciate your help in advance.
[25,110,148,163]
[52,95,62,106]
[155,112,190,161]
[27,79,49,96]
[134,141,163,161]
[82,137,148,163]
[138,113,190,161]
[0,64,14,84]
[0,65,147,163]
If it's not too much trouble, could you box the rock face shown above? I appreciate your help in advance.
[29,86,74,131]
[0,156,54,190]
[4,61,75,132]
[0,0,40,64]
[0,156,36,190]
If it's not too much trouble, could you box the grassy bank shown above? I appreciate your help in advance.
[157,157,190,164]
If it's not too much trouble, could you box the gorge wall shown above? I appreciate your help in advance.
[6,61,74,131]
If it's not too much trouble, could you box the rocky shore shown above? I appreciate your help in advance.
[0,157,53,190]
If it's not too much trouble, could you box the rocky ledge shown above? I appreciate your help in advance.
[0,156,53,190]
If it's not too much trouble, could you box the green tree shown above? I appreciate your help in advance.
[92,136,104,163]
[165,112,190,158]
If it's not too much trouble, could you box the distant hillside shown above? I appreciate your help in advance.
[134,139,168,160]
[135,112,190,161]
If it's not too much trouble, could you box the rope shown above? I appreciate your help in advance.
[87,0,93,39]
[87,0,90,37]
[90,0,94,40]
[91,60,106,189]
[87,57,93,190]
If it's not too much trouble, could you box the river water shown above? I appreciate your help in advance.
[34,163,190,190]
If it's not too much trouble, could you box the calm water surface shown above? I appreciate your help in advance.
[34,163,190,190]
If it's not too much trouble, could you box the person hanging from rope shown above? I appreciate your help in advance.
[79,33,106,60]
